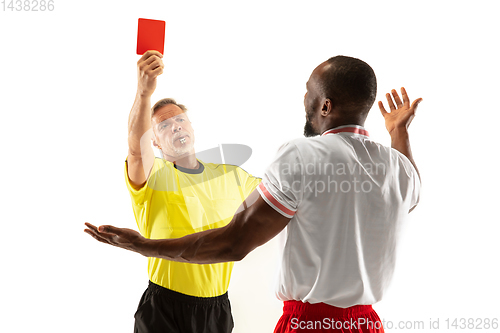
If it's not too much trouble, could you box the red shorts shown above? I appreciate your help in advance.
[274,301,385,333]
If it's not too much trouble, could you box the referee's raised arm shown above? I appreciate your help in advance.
[127,50,164,189]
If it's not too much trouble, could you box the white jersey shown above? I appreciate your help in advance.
[257,125,420,307]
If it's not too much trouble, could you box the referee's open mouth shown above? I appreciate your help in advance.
[173,134,190,146]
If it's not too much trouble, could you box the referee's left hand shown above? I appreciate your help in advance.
[84,223,148,256]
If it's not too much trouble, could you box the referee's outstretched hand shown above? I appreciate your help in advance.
[378,87,422,136]
[84,222,148,256]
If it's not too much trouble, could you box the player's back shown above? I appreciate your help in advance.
[269,129,420,306]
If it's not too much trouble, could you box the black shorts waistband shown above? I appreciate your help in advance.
[147,281,229,305]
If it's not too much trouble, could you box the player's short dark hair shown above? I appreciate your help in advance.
[319,56,377,117]
[151,98,188,117]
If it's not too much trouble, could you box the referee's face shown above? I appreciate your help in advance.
[152,104,195,158]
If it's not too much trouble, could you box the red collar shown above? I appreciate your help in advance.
[321,125,369,137]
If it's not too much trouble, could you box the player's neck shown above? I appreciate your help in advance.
[322,119,365,133]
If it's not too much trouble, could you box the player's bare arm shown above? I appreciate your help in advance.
[378,87,422,181]
[127,50,164,188]
[84,190,290,264]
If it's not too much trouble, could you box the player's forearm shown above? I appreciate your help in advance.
[128,91,153,155]
[142,225,243,264]
[390,127,420,180]
[139,196,284,264]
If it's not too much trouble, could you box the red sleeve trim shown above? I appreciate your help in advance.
[258,182,296,217]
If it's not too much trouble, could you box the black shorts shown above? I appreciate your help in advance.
[134,281,234,333]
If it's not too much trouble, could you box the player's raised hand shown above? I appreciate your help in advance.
[378,87,422,135]
[137,50,164,97]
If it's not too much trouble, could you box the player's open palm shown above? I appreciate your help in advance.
[84,223,146,255]
[378,87,422,135]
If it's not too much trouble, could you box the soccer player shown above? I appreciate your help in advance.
[86,56,421,333]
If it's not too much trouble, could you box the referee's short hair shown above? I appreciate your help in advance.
[151,98,188,117]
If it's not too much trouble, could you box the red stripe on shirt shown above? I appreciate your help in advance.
[259,182,295,217]
[322,127,370,137]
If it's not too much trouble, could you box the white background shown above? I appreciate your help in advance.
[1,0,499,332]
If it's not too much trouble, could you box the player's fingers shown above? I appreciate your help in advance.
[410,98,423,113]
[386,93,396,111]
[84,225,106,238]
[401,87,410,106]
[84,222,99,232]
[84,225,111,241]
[378,101,388,116]
[84,229,112,245]
[391,89,403,108]
[98,225,122,235]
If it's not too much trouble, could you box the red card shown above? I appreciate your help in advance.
[136,18,165,55]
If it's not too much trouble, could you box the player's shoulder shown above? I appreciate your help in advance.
[275,137,310,152]
[277,135,345,155]
[282,134,347,147]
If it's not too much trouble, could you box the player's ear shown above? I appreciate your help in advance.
[321,98,332,116]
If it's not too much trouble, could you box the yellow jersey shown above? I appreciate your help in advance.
[125,157,261,297]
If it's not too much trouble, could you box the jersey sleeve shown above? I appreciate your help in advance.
[408,161,421,210]
[396,152,421,210]
[257,141,304,218]
[124,157,162,236]
[236,167,262,197]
